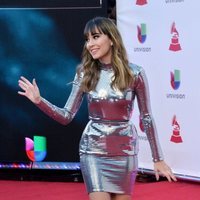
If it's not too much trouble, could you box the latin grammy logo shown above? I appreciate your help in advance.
[136,0,147,6]
[169,22,181,51]
[170,115,183,143]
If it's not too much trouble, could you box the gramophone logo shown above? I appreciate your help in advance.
[25,136,47,162]
[136,0,148,5]
[170,69,180,90]
[137,23,147,43]
[170,115,183,143]
[169,22,181,51]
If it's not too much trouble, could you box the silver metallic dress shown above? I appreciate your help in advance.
[36,63,163,195]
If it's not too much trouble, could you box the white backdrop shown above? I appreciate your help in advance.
[116,0,200,181]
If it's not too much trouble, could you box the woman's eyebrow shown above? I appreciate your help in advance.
[91,32,102,36]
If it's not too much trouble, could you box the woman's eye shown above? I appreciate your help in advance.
[93,35,100,39]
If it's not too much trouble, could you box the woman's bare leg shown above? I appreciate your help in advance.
[111,194,132,200]
[89,192,111,200]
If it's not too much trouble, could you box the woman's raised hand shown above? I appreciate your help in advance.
[18,76,41,104]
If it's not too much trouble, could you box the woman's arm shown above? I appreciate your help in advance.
[134,66,177,182]
[134,67,163,162]
[18,73,85,125]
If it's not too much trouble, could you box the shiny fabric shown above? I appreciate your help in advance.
[36,63,163,194]
[80,154,138,194]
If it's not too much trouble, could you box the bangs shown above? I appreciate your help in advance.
[84,19,104,39]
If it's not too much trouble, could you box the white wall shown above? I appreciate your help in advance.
[117,0,200,181]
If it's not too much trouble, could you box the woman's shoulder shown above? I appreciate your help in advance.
[129,63,144,77]
[76,63,84,77]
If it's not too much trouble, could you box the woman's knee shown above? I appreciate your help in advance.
[89,191,111,200]
[111,194,132,200]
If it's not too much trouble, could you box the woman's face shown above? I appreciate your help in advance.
[86,28,113,64]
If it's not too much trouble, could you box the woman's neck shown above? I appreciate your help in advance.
[99,62,112,70]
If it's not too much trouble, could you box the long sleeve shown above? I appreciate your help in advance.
[35,73,84,125]
[134,68,163,162]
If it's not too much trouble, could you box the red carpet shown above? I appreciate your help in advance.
[0,180,199,200]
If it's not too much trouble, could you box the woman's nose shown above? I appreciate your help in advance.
[87,39,94,47]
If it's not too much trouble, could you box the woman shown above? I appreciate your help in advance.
[18,17,176,200]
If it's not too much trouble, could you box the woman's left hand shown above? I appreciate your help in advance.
[154,160,177,182]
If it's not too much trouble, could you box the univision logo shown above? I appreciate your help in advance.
[166,69,186,99]
[137,23,147,43]
[25,136,47,162]
[134,23,151,52]
[170,69,180,90]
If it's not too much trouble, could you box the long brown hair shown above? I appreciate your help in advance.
[78,17,134,92]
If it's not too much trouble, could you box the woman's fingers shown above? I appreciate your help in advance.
[20,76,32,85]
[33,78,36,86]
[164,167,177,182]
[18,76,41,104]
[18,76,34,97]
[18,76,36,91]
[165,173,172,182]
[32,78,39,91]
[155,170,160,181]
[157,169,177,182]
[18,80,27,91]
[18,91,26,96]
[154,161,177,182]
[168,172,177,182]
[19,76,33,90]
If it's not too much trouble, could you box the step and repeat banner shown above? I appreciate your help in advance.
[0,0,107,169]
[117,0,200,181]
